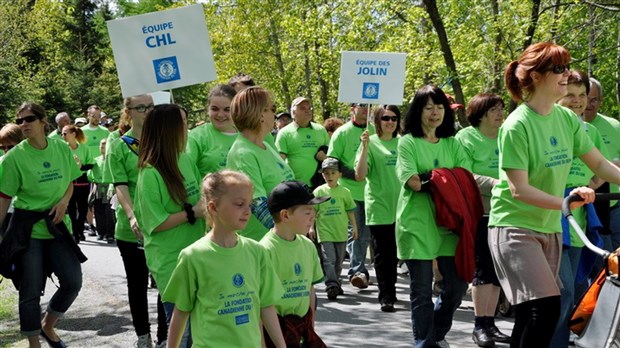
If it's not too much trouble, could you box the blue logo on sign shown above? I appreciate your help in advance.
[43,161,51,168]
[153,56,181,84]
[235,314,249,325]
[232,273,244,288]
[550,136,558,147]
[294,263,302,276]
[362,82,379,99]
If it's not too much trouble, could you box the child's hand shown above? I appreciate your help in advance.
[352,228,358,240]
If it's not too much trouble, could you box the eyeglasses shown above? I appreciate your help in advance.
[128,104,154,113]
[546,64,570,74]
[15,115,39,125]
[1,145,15,152]
[381,116,398,122]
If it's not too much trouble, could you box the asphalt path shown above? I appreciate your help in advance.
[1,235,514,347]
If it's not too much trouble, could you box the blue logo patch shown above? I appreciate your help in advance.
[362,82,379,99]
[43,161,51,168]
[550,136,558,147]
[153,56,181,84]
[294,263,302,276]
[235,314,249,325]
[232,273,244,288]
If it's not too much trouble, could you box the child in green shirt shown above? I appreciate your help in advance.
[260,180,328,347]
[164,170,286,348]
[310,158,357,300]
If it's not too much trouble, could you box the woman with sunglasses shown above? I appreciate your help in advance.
[61,125,94,244]
[354,105,401,313]
[0,102,83,348]
[455,93,511,347]
[488,42,620,347]
[396,85,470,348]
[187,84,238,178]
[104,94,158,348]
[135,104,206,348]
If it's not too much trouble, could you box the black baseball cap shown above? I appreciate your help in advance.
[268,180,330,214]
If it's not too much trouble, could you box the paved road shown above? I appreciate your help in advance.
[1,236,514,347]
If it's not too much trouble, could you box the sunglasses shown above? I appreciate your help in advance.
[355,103,369,108]
[381,116,398,122]
[1,145,15,152]
[128,104,154,113]
[15,115,39,125]
[546,64,570,74]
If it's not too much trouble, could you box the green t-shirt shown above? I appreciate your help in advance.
[162,234,283,348]
[275,122,329,186]
[87,155,105,184]
[187,122,238,177]
[312,184,356,243]
[259,230,323,317]
[70,143,94,171]
[81,125,110,158]
[455,126,499,179]
[489,104,593,233]
[48,129,62,141]
[104,130,140,242]
[135,153,206,292]
[226,135,294,241]
[395,135,470,260]
[589,113,620,203]
[355,134,400,225]
[0,138,81,239]
[327,121,375,201]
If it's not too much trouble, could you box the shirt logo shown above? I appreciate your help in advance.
[330,198,336,204]
[232,273,244,288]
[495,149,499,156]
[43,161,51,168]
[294,263,302,276]
[306,135,311,139]
[550,136,558,147]
[433,159,440,168]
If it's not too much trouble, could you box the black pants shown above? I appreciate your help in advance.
[511,296,560,348]
[369,224,398,303]
[117,240,150,336]
[68,184,90,240]
[93,198,115,239]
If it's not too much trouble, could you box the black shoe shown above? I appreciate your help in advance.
[472,328,495,347]
[487,326,511,344]
[40,329,67,348]
[97,234,105,240]
[326,286,339,300]
[380,301,395,312]
[107,237,116,244]
[79,235,86,241]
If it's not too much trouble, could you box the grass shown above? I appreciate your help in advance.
[0,278,21,347]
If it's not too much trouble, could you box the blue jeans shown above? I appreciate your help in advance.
[405,257,467,348]
[321,241,346,289]
[19,238,82,336]
[550,247,582,348]
[347,200,370,278]
[163,302,192,347]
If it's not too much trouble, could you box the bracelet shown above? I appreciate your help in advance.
[183,203,196,225]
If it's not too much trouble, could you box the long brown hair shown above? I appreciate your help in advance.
[138,104,188,205]
[63,125,86,143]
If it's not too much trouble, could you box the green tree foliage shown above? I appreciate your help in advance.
[1,0,619,127]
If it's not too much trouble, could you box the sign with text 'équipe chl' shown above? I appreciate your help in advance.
[338,51,407,105]
[107,4,216,98]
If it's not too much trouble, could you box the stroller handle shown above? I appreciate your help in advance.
[562,193,620,218]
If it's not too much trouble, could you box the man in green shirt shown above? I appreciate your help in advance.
[48,112,71,141]
[81,105,110,158]
[276,97,329,187]
[326,103,375,288]
[586,77,620,250]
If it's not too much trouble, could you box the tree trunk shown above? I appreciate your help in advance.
[421,0,467,126]
[588,4,596,77]
[616,17,620,107]
[491,0,502,93]
[268,17,291,107]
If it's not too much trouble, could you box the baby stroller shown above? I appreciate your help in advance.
[564,193,620,348]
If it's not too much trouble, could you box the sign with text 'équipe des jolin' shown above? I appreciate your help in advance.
[338,51,407,105]
[107,4,216,98]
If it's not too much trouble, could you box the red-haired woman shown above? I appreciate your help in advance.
[488,42,620,347]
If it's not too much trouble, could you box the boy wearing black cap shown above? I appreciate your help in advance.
[260,180,329,347]
[309,158,358,300]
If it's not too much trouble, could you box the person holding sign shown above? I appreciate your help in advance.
[488,42,620,347]
[327,103,375,289]
[226,86,294,241]
[396,86,469,348]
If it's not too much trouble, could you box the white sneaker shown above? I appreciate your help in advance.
[137,333,153,348]
[437,339,451,348]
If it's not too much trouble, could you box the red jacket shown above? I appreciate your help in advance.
[430,167,483,282]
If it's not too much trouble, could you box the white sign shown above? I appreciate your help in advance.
[107,4,217,98]
[337,51,407,105]
[151,91,171,105]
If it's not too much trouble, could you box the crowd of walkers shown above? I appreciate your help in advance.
[2,41,620,348]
